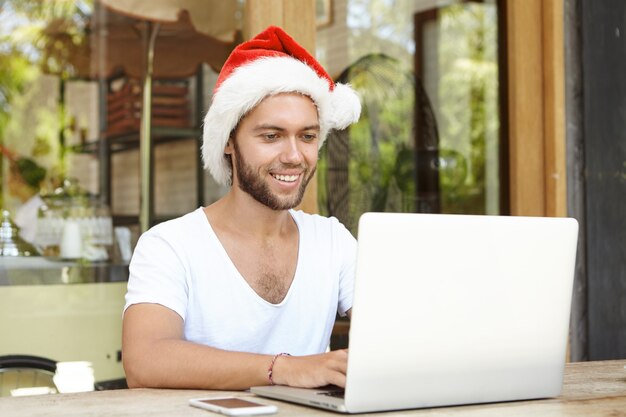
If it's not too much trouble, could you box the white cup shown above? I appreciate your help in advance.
[53,361,95,393]
[60,220,82,259]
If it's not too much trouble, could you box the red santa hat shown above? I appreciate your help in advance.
[202,25,361,185]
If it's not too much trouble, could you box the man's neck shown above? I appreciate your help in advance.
[205,190,295,239]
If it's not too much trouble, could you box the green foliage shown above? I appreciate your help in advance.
[437,3,499,214]
[320,53,415,234]
[320,0,501,227]
[0,0,92,206]
[0,24,38,208]
[0,57,30,150]
[2,0,91,78]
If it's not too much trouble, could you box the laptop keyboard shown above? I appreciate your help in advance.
[317,386,345,399]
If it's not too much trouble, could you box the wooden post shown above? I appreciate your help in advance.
[507,0,568,360]
[542,0,567,218]
[243,0,319,214]
[506,0,566,217]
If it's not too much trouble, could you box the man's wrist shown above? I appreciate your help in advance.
[267,352,290,385]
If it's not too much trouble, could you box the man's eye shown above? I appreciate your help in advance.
[302,134,317,142]
[264,133,278,140]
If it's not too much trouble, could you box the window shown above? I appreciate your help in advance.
[317,0,503,234]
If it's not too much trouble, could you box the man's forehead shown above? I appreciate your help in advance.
[258,91,316,105]
[251,123,320,132]
[246,93,319,119]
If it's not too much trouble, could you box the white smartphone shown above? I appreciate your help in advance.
[189,397,278,416]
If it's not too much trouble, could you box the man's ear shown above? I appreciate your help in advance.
[224,138,234,155]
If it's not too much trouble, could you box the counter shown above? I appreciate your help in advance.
[0,257,128,285]
[0,257,129,382]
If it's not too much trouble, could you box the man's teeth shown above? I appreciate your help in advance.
[273,174,299,182]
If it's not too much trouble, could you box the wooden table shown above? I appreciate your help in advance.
[1,360,624,416]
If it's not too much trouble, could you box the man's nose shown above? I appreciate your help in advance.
[280,137,304,164]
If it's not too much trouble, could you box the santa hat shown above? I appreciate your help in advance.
[202,25,361,185]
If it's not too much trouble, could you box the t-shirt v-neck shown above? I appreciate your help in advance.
[201,211,302,306]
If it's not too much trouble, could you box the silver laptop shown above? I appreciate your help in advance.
[251,212,579,413]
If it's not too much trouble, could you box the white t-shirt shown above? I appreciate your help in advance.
[124,208,356,356]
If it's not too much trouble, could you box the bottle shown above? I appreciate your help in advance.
[60,220,82,259]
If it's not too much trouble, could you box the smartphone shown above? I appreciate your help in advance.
[189,397,278,416]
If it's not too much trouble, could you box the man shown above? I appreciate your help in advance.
[122,26,361,390]
[0,146,46,244]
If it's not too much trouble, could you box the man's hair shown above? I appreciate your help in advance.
[13,157,46,190]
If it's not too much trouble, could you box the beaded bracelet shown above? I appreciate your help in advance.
[267,352,290,385]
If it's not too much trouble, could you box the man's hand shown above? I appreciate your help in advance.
[270,349,349,388]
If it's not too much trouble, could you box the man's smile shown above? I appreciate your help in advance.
[271,173,300,183]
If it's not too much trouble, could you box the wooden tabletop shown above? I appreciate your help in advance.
[1,360,624,417]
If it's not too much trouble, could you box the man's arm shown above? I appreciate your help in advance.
[122,303,348,390]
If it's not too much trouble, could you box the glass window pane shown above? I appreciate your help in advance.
[0,1,237,230]
[317,0,502,234]
[420,2,500,215]
[0,1,94,211]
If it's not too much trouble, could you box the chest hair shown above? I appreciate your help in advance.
[230,238,298,304]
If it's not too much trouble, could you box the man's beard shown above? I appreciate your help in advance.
[233,142,316,211]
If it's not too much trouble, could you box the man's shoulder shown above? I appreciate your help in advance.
[289,209,337,226]
[146,208,207,239]
[289,210,353,237]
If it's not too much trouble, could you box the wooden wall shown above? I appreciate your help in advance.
[243,0,319,214]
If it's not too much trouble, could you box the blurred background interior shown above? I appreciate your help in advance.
[0,0,623,396]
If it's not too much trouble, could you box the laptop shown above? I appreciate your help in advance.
[251,212,579,413]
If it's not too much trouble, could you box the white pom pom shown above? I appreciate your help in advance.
[328,83,362,130]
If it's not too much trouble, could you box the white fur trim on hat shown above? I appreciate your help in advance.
[202,56,361,185]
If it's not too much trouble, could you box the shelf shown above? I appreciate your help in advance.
[108,127,201,153]
[83,70,206,228]
[112,214,180,227]
[70,141,100,155]
[70,127,201,155]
